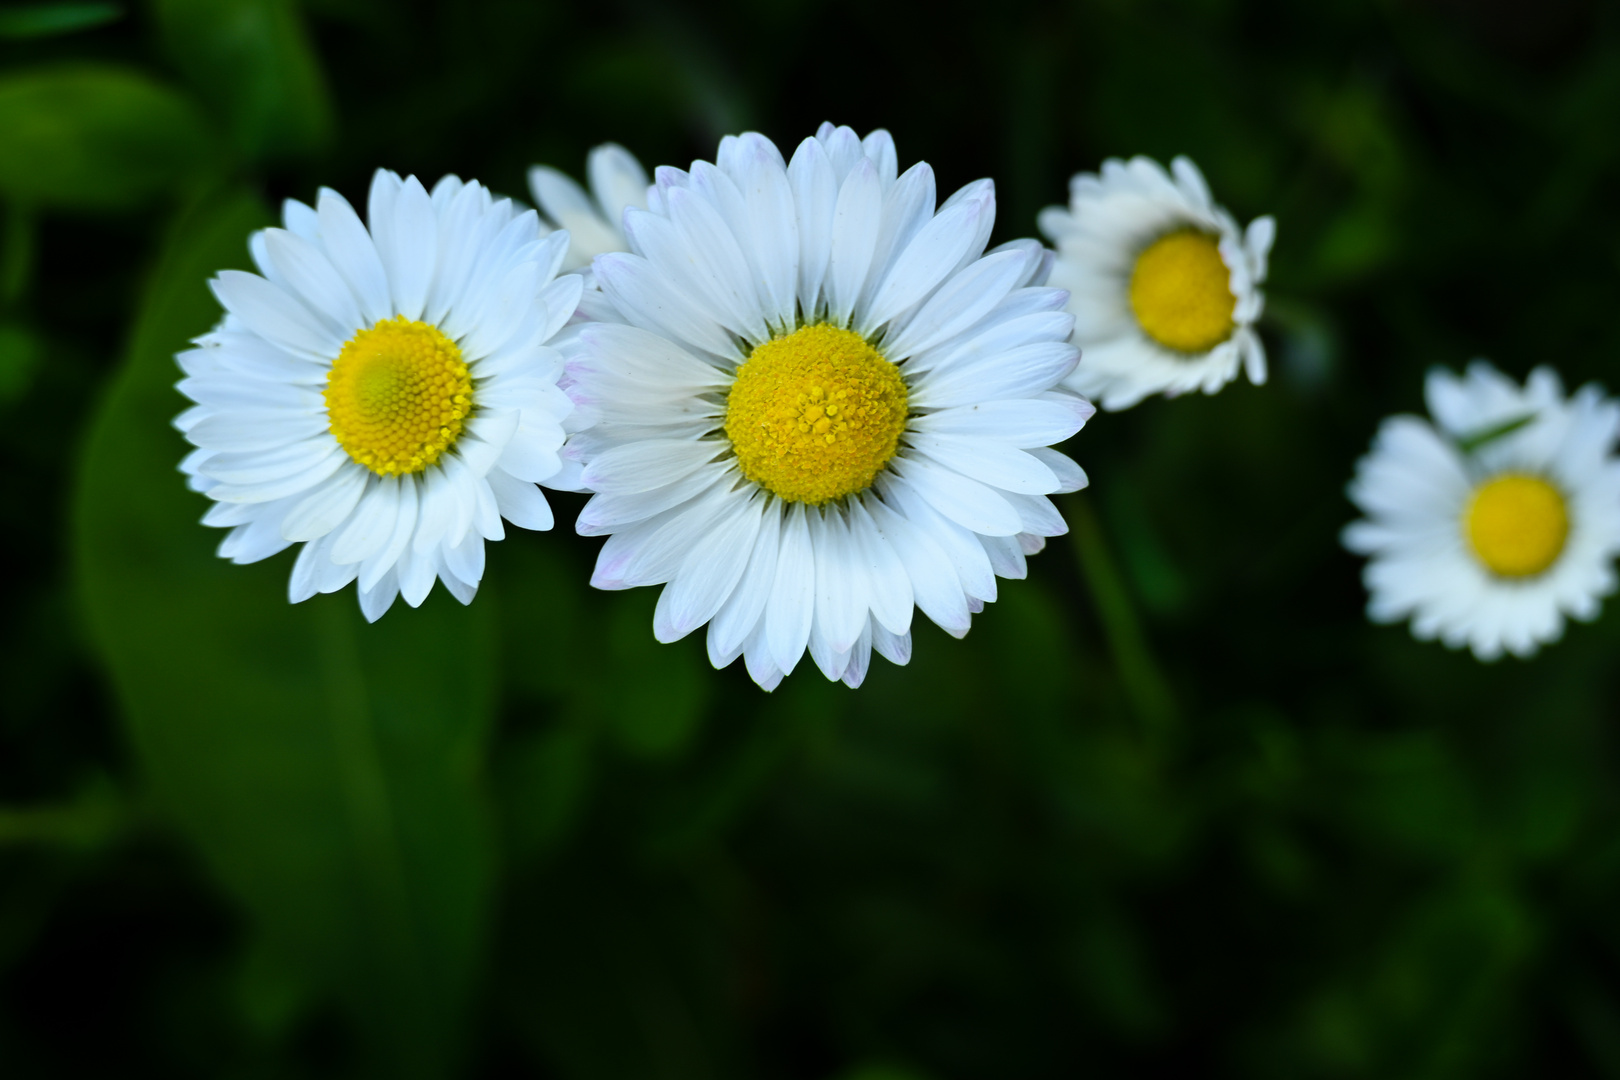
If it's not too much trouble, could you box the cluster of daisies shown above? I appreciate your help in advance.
[173,122,1620,689]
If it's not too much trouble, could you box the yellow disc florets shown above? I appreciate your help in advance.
[723,323,909,505]
[1464,473,1570,578]
[1129,228,1237,354]
[323,316,472,476]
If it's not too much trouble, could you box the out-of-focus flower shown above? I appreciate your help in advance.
[564,122,1093,691]
[1039,155,1273,411]
[528,143,650,272]
[1344,362,1620,659]
[176,171,584,620]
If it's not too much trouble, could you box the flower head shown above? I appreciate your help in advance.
[565,123,1093,690]
[1039,155,1273,411]
[177,170,584,620]
[1343,362,1620,659]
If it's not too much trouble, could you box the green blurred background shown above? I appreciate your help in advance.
[4,0,1620,1076]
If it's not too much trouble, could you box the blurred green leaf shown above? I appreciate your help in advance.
[498,723,593,862]
[502,855,740,1080]
[152,0,333,161]
[0,65,215,211]
[0,775,125,848]
[603,593,709,758]
[72,188,496,1078]
[0,2,121,39]
[831,1066,934,1080]
[0,320,39,404]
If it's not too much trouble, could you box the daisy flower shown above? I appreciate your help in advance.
[529,142,650,272]
[1038,155,1274,411]
[1343,362,1620,660]
[565,123,1094,690]
[176,170,584,621]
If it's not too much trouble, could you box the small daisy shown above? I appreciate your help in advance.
[529,143,650,272]
[176,170,584,621]
[1038,155,1274,411]
[565,123,1094,690]
[1343,362,1620,660]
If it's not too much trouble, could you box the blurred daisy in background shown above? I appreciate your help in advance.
[529,142,650,272]
[176,171,584,620]
[1040,155,1274,411]
[565,123,1093,690]
[1343,362,1620,660]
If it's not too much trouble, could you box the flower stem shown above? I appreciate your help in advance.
[1065,494,1177,740]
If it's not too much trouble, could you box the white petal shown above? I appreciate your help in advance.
[333,474,399,567]
[905,434,1061,495]
[910,342,1079,409]
[357,566,399,622]
[731,134,799,333]
[708,499,784,659]
[653,495,765,643]
[862,129,898,187]
[910,395,1093,446]
[210,271,342,361]
[810,507,866,653]
[281,462,369,541]
[848,500,913,636]
[589,480,733,588]
[891,457,1022,536]
[588,142,651,227]
[881,247,1030,360]
[824,158,883,328]
[444,528,486,585]
[378,174,437,321]
[594,252,741,360]
[866,496,969,636]
[203,447,346,504]
[486,467,554,531]
[185,410,327,453]
[398,545,439,608]
[580,438,720,495]
[855,162,935,320]
[860,179,994,335]
[765,502,815,675]
[666,186,769,343]
[359,473,421,590]
[262,228,363,333]
[788,136,838,320]
[459,258,544,360]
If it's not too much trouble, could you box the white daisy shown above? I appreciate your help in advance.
[1038,155,1274,411]
[176,170,584,621]
[564,123,1094,691]
[1343,362,1620,660]
[528,142,650,272]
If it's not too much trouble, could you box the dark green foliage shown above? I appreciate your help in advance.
[2,1,1620,1078]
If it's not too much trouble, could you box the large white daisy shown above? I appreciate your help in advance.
[528,142,649,272]
[564,123,1094,690]
[1038,155,1274,411]
[176,170,584,621]
[1343,362,1620,659]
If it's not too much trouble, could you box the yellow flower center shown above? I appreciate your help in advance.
[1464,473,1569,578]
[1128,228,1237,354]
[323,316,472,476]
[723,323,908,505]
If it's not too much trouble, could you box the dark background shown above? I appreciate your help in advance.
[4,0,1620,1076]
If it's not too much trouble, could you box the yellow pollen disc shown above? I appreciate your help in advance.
[1128,228,1238,354]
[323,316,472,476]
[724,323,909,505]
[1464,473,1569,578]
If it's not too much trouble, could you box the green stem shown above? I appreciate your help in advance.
[1066,494,1177,739]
